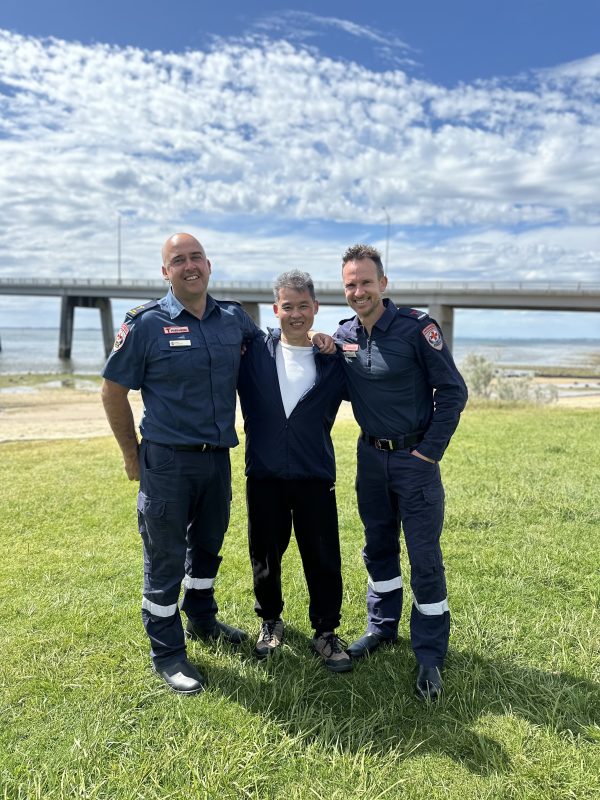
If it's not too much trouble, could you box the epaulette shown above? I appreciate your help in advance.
[396,307,429,322]
[125,299,160,320]
[216,298,242,307]
[338,315,355,326]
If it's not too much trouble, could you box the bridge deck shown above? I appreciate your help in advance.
[1,278,598,358]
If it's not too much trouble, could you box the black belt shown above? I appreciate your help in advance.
[361,431,423,451]
[145,440,223,452]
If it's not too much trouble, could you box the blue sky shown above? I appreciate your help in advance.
[0,0,599,339]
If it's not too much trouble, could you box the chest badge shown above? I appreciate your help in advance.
[163,326,189,334]
[169,339,192,347]
[343,343,358,358]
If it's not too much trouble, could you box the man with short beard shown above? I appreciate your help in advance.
[336,244,468,700]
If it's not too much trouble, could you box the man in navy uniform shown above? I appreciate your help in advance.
[238,270,352,673]
[101,232,262,694]
[336,244,468,700]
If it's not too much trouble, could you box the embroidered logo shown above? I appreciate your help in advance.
[422,323,443,350]
[112,323,130,351]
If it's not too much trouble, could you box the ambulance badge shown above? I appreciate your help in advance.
[422,323,443,350]
[112,323,130,351]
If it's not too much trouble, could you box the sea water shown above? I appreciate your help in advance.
[0,328,598,375]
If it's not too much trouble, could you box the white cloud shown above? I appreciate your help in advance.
[251,10,417,69]
[0,25,598,304]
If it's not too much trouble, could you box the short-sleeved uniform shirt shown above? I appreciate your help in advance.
[102,290,260,447]
[335,299,468,462]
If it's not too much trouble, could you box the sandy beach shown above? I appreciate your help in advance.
[0,376,598,443]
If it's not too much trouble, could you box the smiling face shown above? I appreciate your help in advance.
[161,233,211,305]
[273,286,318,346]
[342,257,388,331]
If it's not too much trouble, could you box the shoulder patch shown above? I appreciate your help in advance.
[112,322,130,352]
[422,322,443,350]
[125,299,159,320]
[396,307,429,321]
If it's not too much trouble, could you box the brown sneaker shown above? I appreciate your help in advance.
[254,618,285,659]
[312,632,353,673]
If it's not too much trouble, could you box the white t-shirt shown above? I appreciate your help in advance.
[275,342,317,418]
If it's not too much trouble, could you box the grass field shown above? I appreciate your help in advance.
[1,406,599,799]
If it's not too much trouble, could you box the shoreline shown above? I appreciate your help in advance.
[1,376,599,443]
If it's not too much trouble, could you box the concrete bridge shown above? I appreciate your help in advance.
[0,277,599,357]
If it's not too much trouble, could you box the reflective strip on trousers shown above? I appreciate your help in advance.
[412,594,449,615]
[368,575,403,593]
[183,575,215,590]
[142,597,178,617]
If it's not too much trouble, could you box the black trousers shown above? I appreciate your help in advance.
[246,476,343,634]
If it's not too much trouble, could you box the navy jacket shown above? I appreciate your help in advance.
[237,329,346,482]
[335,299,468,462]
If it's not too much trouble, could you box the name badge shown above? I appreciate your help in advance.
[343,343,358,358]
[164,326,189,334]
[169,339,191,347]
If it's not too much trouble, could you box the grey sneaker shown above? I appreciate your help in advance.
[254,618,285,660]
[312,632,353,673]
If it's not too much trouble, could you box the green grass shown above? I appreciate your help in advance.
[1,407,599,799]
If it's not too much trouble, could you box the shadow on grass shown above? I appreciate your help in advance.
[191,625,600,776]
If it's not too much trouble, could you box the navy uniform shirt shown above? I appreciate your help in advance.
[335,299,468,462]
[102,289,260,447]
[237,329,346,482]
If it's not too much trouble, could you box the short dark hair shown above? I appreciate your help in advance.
[273,269,316,302]
[341,244,384,279]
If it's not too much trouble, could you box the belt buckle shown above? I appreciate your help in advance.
[374,438,388,451]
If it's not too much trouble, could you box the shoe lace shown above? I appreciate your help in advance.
[260,619,277,643]
[321,633,348,657]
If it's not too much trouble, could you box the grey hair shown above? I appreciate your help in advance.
[273,269,316,302]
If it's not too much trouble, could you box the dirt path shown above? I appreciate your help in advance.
[0,379,598,443]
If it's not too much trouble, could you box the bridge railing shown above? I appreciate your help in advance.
[1,277,599,293]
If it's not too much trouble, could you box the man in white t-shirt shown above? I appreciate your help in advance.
[237,270,352,672]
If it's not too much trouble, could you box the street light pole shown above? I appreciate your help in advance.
[117,213,122,284]
[383,207,391,274]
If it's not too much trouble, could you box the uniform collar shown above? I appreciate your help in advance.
[374,298,397,332]
[161,288,217,320]
[349,298,397,335]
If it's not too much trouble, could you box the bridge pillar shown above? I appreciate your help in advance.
[59,297,75,358]
[98,298,115,357]
[427,303,455,351]
[242,302,260,326]
[59,296,115,359]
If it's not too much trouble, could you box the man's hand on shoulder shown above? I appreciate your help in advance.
[309,332,336,354]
